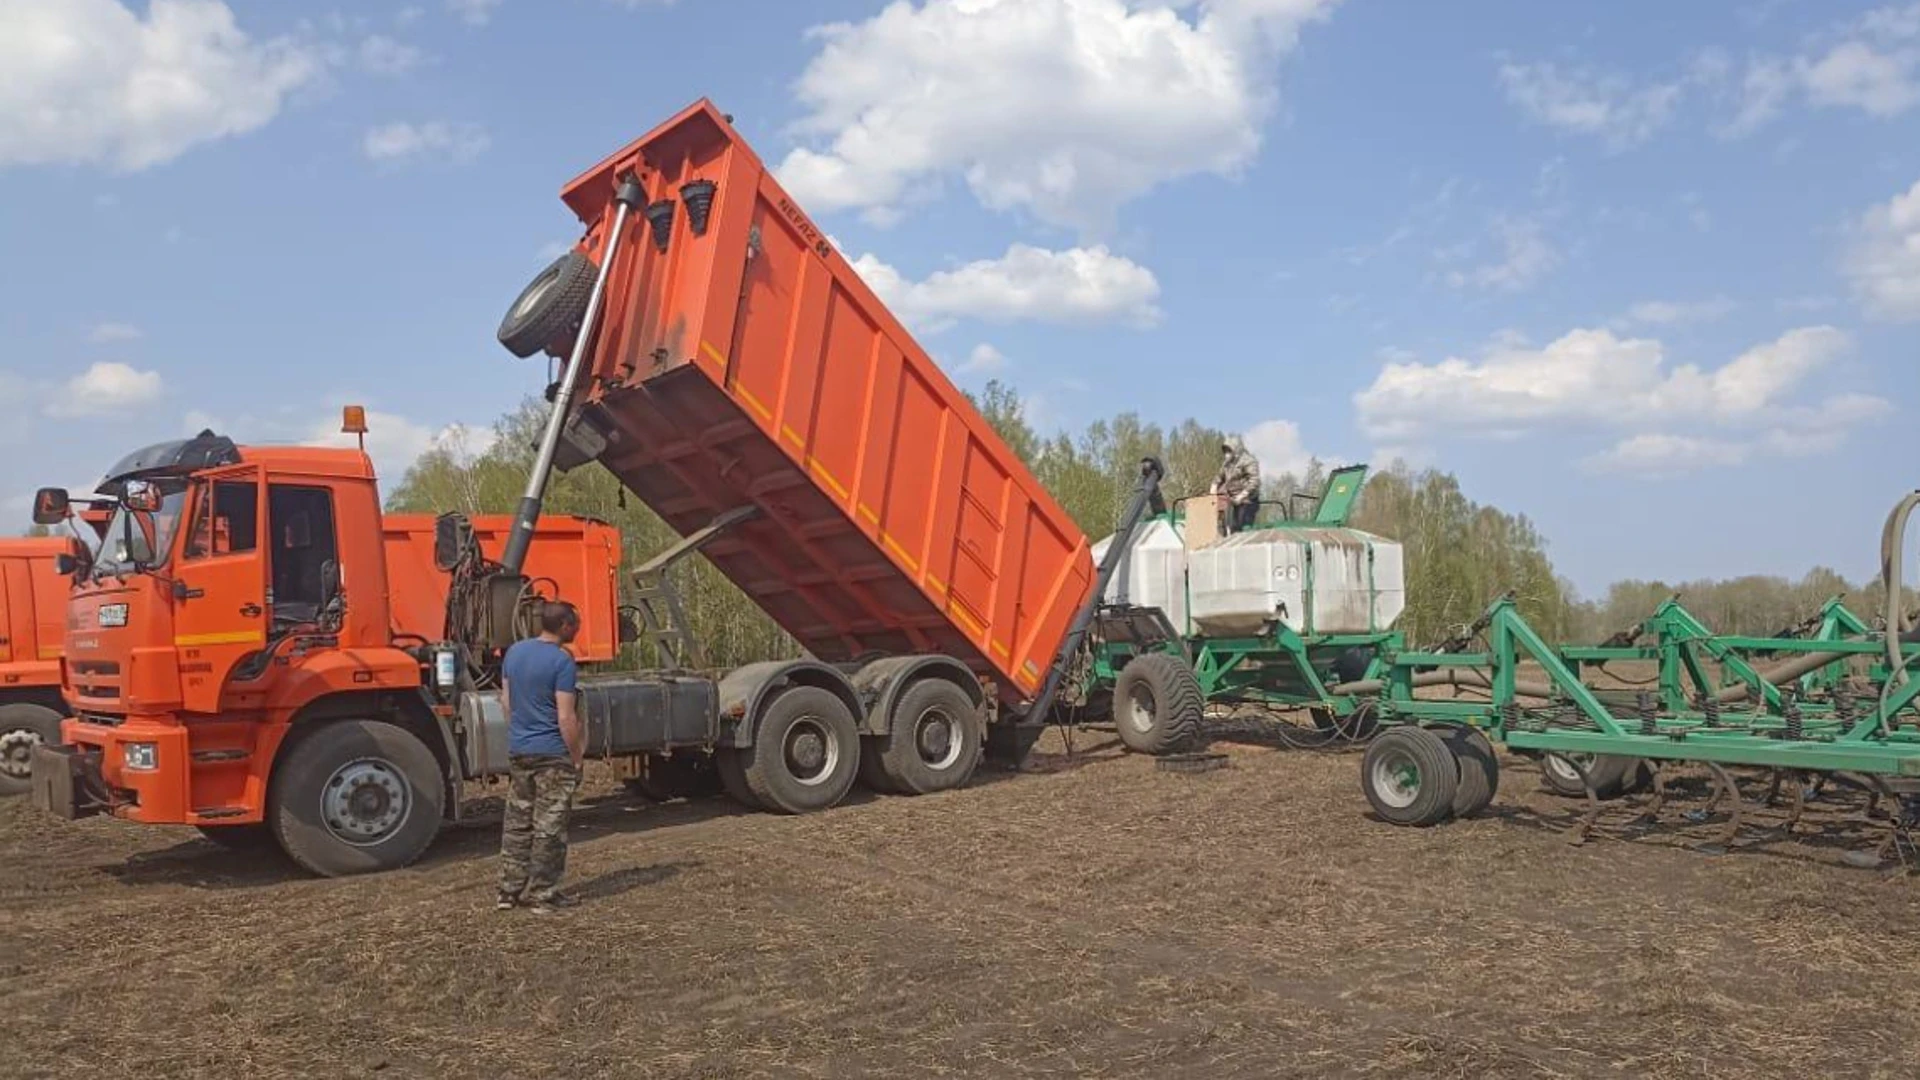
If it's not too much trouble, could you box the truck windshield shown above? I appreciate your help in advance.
[94,482,189,576]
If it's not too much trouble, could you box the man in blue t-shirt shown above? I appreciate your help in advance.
[496,600,585,913]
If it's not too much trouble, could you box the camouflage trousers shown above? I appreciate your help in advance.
[498,756,581,903]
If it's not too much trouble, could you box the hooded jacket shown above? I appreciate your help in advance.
[1214,435,1261,505]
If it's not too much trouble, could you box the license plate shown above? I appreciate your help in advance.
[98,603,128,627]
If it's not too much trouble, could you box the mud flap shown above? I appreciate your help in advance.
[983,720,1046,769]
[31,744,107,820]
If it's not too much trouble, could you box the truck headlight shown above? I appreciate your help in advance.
[122,743,158,771]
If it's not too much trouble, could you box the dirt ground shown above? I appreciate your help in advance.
[6,716,1920,1080]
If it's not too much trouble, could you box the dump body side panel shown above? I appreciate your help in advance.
[559,101,1092,705]
[0,538,86,690]
[380,515,621,663]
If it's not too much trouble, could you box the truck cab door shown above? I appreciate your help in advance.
[171,469,266,712]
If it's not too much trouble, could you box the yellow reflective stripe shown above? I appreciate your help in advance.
[174,630,265,647]
[699,340,728,370]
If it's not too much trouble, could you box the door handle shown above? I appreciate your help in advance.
[239,603,263,618]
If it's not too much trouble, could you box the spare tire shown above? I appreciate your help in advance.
[498,251,598,358]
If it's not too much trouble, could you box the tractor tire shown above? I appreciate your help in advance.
[1361,726,1458,826]
[268,720,445,877]
[622,753,722,802]
[876,678,983,796]
[742,686,859,814]
[1538,752,1638,800]
[714,748,762,810]
[195,823,277,852]
[0,702,63,797]
[1112,653,1204,755]
[1333,646,1375,686]
[1439,726,1499,818]
[497,251,598,358]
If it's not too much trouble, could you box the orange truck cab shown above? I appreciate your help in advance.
[29,428,628,874]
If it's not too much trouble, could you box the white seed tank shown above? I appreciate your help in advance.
[1090,518,1190,633]
[1092,518,1405,638]
[1186,528,1405,636]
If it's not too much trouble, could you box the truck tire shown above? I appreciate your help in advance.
[1439,726,1499,818]
[268,720,445,877]
[195,823,276,852]
[742,686,859,814]
[497,251,598,358]
[1538,752,1637,800]
[1112,652,1203,755]
[0,702,63,797]
[714,748,763,809]
[1361,726,1458,826]
[623,753,721,802]
[876,679,982,795]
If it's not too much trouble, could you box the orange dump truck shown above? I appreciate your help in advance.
[32,100,1169,876]
[0,536,94,795]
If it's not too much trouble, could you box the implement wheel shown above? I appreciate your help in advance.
[1361,726,1458,826]
[1112,653,1203,755]
[876,679,983,795]
[1539,752,1637,800]
[268,720,445,877]
[0,702,62,797]
[1440,726,1499,818]
[743,686,859,814]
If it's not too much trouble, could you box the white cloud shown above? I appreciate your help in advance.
[446,0,502,26]
[958,343,1008,375]
[1725,6,1920,133]
[1443,217,1558,292]
[46,361,164,417]
[1616,297,1736,328]
[0,0,320,170]
[362,121,490,165]
[1356,325,1864,443]
[776,0,1340,231]
[1497,61,1685,148]
[86,322,144,344]
[1584,433,1750,474]
[1846,176,1920,320]
[1243,419,1316,479]
[851,244,1161,332]
[358,34,423,75]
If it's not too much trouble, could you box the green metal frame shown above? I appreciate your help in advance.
[1380,597,1920,777]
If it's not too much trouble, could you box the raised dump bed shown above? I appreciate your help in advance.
[529,100,1091,708]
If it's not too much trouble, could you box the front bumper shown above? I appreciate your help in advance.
[31,743,109,820]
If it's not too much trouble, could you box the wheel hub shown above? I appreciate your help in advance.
[0,728,40,780]
[1125,687,1158,734]
[914,708,962,770]
[784,719,838,786]
[321,759,412,845]
[1370,747,1422,809]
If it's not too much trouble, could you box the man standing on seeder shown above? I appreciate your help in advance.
[1213,435,1261,534]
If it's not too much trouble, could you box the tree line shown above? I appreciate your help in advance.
[387,383,1902,667]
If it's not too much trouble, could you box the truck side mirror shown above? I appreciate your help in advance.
[31,487,70,525]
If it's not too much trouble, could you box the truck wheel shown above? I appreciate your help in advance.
[857,738,897,794]
[1112,653,1203,755]
[623,753,721,802]
[1361,726,1458,826]
[497,251,598,358]
[743,686,859,814]
[1539,752,1636,800]
[877,679,982,795]
[0,703,62,797]
[195,824,276,851]
[714,748,763,809]
[1439,726,1499,818]
[268,720,445,877]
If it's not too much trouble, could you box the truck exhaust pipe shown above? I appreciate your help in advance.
[501,175,647,577]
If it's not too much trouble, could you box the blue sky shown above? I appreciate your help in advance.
[1,0,1915,598]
